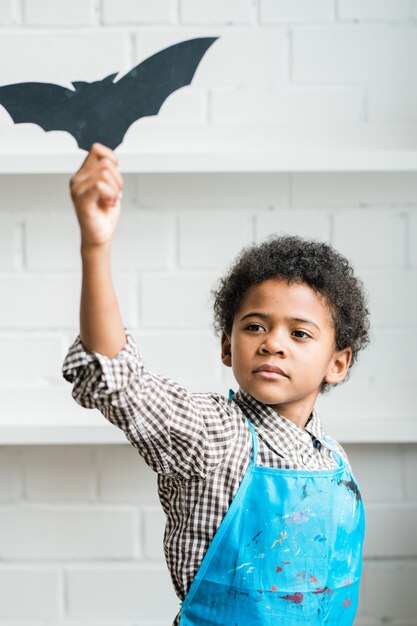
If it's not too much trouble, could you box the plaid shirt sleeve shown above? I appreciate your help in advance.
[62,329,237,479]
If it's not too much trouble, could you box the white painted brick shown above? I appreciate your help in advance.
[97,445,159,504]
[0,215,20,269]
[179,210,254,269]
[23,0,95,25]
[0,333,64,383]
[0,569,59,619]
[25,213,80,271]
[212,85,363,124]
[364,505,417,557]
[338,0,410,21]
[47,623,134,626]
[333,209,406,268]
[404,445,417,500]
[359,270,417,326]
[180,0,257,25]
[318,381,415,422]
[22,446,95,501]
[46,623,138,626]
[114,211,176,270]
[363,561,417,621]
[25,210,175,271]
[0,175,75,213]
[0,386,127,440]
[292,172,417,207]
[256,208,331,242]
[25,621,168,626]
[141,273,216,328]
[0,275,79,329]
[103,0,176,24]
[66,565,179,620]
[137,173,289,209]
[293,26,417,82]
[142,508,166,560]
[261,0,334,23]
[368,83,417,123]
[0,274,135,329]
[409,211,417,266]
[0,31,129,84]
[343,444,403,502]
[353,330,417,385]
[0,623,44,626]
[0,448,22,502]
[136,330,222,391]
[0,507,135,559]
[146,86,207,122]
[134,28,287,87]
[0,0,15,24]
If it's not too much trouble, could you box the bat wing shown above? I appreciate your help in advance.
[0,37,218,151]
[0,82,79,134]
[107,37,218,132]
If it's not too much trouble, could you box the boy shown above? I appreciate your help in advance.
[63,143,369,625]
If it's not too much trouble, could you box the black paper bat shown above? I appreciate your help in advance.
[0,37,218,151]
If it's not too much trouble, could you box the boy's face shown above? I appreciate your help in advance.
[221,278,352,427]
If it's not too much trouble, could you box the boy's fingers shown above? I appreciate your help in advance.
[79,143,117,171]
[96,180,120,204]
[75,174,118,201]
[73,163,122,198]
[92,143,117,164]
[71,157,123,198]
[99,159,124,189]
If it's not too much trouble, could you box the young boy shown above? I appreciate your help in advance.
[63,143,369,625]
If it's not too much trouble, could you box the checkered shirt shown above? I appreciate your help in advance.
[62,329,350,626]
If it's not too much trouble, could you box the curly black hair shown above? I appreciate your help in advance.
[212,235,370,393]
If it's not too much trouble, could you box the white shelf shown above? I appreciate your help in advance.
[0,122,416,173]
[1,385,416,445]
[2,417,416,445]
[1,150,417,173]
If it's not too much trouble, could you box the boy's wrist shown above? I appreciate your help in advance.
[80,240,112,258]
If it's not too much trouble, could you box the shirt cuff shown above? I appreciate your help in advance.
[62,328,141,403]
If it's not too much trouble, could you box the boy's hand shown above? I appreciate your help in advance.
[70,143,124,248]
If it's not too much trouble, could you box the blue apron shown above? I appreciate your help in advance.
[180,417,365,625]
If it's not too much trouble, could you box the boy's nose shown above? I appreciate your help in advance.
[260,334,286,355]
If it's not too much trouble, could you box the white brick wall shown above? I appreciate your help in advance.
[337,0,411,22]
[0,2,417,624]
[23,0,95,26]
[293,26,417,83]
[180,0,257,25]
[211,84,364,123]
[0,0,15,25]
[261,0,335,24]
[102,0,176,25]
[0,32,130,84]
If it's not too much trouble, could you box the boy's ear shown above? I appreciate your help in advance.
[221,331,232,367]
[324,347,352,386]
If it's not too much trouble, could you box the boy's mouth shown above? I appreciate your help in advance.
[253,364,288,378]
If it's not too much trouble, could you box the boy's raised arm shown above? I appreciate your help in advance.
[70,142,126,358]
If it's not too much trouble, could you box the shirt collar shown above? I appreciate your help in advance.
[232,387,330,449]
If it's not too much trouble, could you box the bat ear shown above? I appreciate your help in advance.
[71,81,89,90]
[102,72,118,83]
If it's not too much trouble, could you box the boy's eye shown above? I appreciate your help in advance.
[246,323,265,332]
[292,330,311,339]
